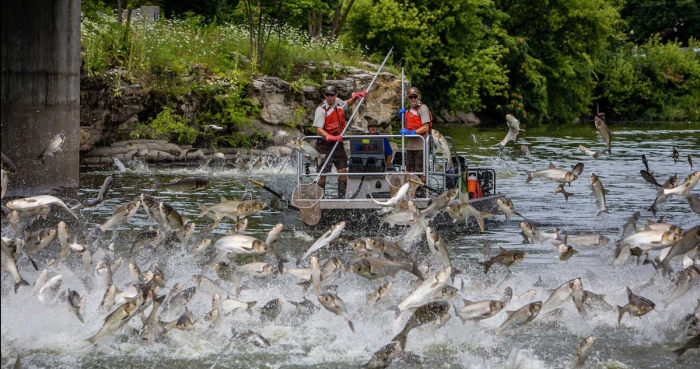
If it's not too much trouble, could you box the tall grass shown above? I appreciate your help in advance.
[81,13,371,83]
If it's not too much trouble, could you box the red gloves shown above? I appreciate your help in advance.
[326,135,343,142]
[352,91,368,100]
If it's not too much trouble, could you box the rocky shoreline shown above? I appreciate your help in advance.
[80,61,480,163]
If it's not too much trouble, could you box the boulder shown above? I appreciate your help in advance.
[248,77,293,125]
[456,111,480,125]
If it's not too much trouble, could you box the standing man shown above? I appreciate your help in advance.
[365,116,393,168]
[313,85,368,198]
[399,86,432,183]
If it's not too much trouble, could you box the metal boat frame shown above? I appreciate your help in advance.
[295,133,504,217]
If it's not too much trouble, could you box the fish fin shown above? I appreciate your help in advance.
[383,306,400,318]
[626,287,634,301]
[617,305,625,325]
[463,299,473,305]
[525,171,534,184]
[476,217,485,231]
[14,279,30,293]
[604,189,611,194]
[347,320,355,334]
[410,260,425,281]
[197,204,210,218]
[505,310,515,317]
[495,143,505,151]
[220,196,228,202]
[478,261,491,274]
[499,246,506,253]
[548,162,556,169]
[27,254,39,271]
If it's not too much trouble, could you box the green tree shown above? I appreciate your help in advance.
[621,0,700,46]
[490,0,621,123]
[344,0,509,114]
[595,36,700,121]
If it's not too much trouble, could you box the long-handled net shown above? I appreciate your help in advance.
[291,47,394,225]
[292,184,324,225]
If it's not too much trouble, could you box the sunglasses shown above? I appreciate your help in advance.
[324,93,337,97]
[408,95,419,99]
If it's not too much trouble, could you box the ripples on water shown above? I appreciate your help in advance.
[1,122,699,368]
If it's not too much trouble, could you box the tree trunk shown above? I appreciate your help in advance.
[330,3,342,38]
[126,9,132,26]
[244,0,255,59]
[336,0,356,37]
[117,0,123,25]
[316,12,322,38]
[308,12,315,37]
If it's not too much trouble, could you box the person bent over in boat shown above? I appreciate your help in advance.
[399,86,432,186]
[365,116,393,168]
[313,85,368,199]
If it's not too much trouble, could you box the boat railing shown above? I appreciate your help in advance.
[298,134,428,181]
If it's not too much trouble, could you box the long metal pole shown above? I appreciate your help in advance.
[400,67,406,171]
[313,47,394,184]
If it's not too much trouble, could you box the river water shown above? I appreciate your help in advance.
[1,121,699,368]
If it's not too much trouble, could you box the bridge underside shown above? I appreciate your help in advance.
[1,0,80,196]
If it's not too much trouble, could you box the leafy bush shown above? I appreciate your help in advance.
[131,107,199,144]
[596,36,700,121]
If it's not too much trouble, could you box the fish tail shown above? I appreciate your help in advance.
[672,347,687,358]
[495,143,505,151]
[505,213,511,222]
[525,171,534,184]
[563,192,573,201]
[14,279,29,293]
[479,261,492,274]
[151,176,162,189]
[616,306,625,325]
[410,260,425,280]
[391,330,408,350]
[93,226,105,236]
[389,306,401,319]
[86,336,97,345]
[197,204,210,218]
[659,259,670,277]
[27,254,39,271]
[347,320,355,334]
[476,217,485,232]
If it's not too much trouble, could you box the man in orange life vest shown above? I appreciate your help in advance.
[313,85,368,198]
[398,86,432,182]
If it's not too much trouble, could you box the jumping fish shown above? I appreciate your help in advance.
[589,173,609,215]
[617,287,655,324]
[594,117,612,154]
[494,114,524,151]
[37,133,66,164]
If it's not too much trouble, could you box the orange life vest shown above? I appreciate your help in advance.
[406,103,433,131]
[321,102,346,136]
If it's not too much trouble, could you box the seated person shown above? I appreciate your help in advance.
[365,116,393,167]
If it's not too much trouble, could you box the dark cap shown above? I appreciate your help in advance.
[323,85,338,95]
[407,87,420,96]
[367,118,379,127]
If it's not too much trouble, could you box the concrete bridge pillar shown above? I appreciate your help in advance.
[1,0,81,196]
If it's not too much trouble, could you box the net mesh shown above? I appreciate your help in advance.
[292,183,324,226]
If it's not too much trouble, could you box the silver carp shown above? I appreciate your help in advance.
[36,133,66,165]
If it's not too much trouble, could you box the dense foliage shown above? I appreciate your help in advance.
[82,0,700,129]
